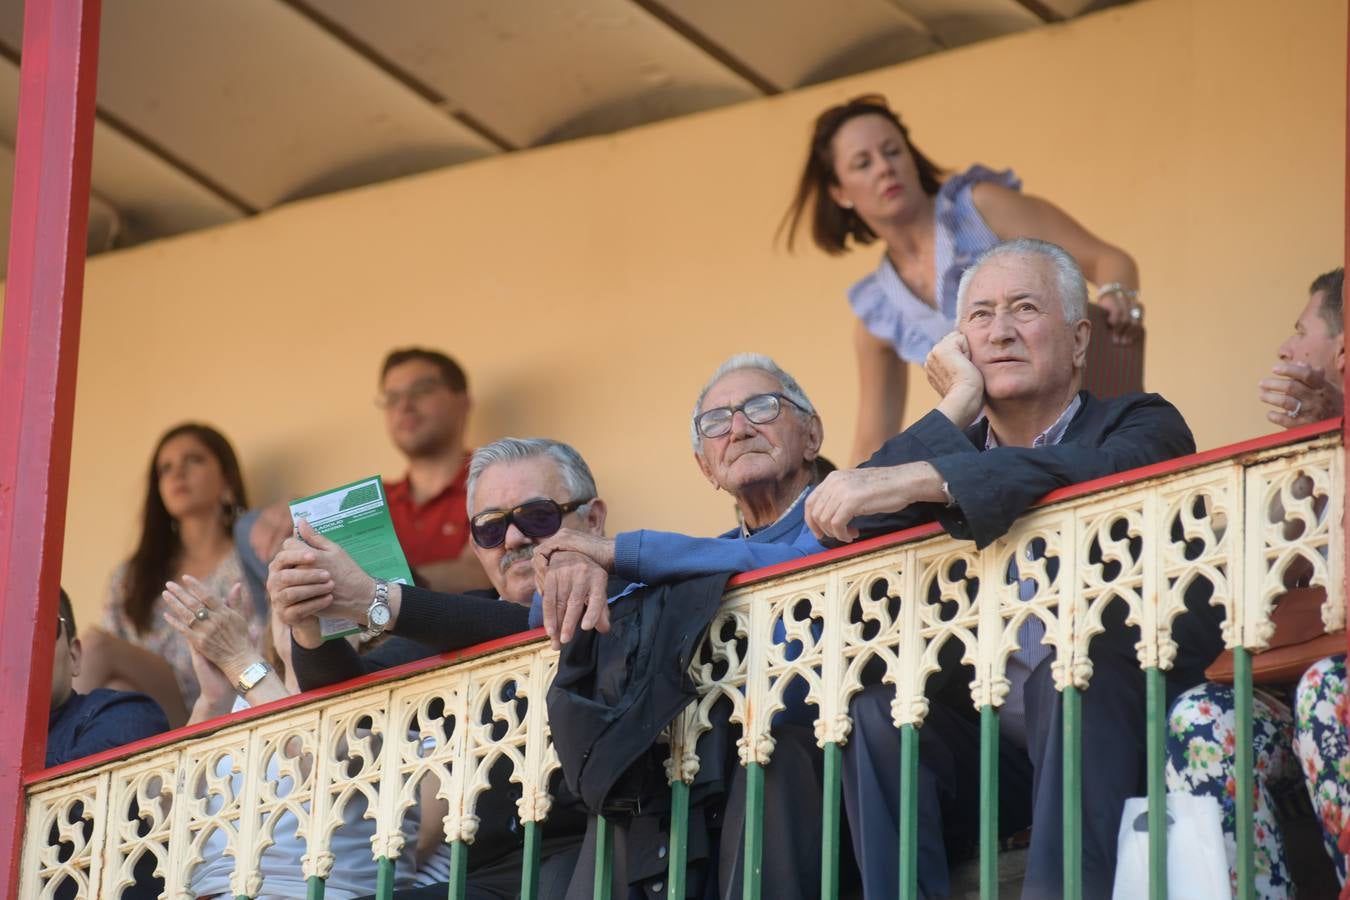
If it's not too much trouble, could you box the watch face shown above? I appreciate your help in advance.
[370,603,391,627]
[238,662,269,691]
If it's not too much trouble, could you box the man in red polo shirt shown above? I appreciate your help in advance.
[243,347,489,594]
[377,347,489,591]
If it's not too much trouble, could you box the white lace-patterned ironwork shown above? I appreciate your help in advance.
[18,435,1343,896]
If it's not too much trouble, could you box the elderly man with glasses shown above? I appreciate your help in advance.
[534,353,837,899]
[540,239,1211,899]
[533,353,830,642]
[268,437,622,899]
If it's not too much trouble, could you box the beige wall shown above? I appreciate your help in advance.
[32,0,1346,624]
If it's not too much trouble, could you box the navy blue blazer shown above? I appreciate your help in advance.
[851,390,1196,548]
[851,390,1225,681]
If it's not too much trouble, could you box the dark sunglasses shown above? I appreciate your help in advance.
[695,392,807,440]
[470,497,592,549]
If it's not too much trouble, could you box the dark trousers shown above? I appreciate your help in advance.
[363,834,585,900]
[842,641,1150,900]
[717,722,826,900]
[842,684,1034,899]
[1020,645,1147,900]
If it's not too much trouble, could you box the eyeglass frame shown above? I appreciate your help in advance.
[469,496,594,549]
[694,392,809,440]
[374,376,451,410]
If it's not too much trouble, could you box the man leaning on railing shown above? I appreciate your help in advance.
[267,437,625,898]
[817,238,1219,900]
[536,237,1220,899]
[537,351,838,898]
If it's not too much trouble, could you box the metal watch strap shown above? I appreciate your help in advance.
[362,578,391,639]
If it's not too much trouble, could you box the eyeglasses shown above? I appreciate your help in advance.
[375,377,448,410]
[470,497,593,549]
[695,393,806,440]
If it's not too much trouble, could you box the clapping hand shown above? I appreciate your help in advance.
[162,578,259,722]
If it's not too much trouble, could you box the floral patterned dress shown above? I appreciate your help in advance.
[1166,659,1347,898]
[102,553,261,710]
[1294,655,1348,886]
[1166,682,1298,897]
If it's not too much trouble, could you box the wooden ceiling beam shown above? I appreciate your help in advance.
[629,0,782,96]
[278,0,517,152]
[0,37,257,215]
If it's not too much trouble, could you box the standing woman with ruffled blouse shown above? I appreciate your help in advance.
[782,94,1143,464]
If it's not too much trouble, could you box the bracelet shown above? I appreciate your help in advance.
[1097,282,1140,301]
[940,481,957,508]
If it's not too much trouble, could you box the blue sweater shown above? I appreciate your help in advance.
[614,392,1195,582]
[613,491,825,585]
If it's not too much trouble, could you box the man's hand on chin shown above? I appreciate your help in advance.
[1259,362,1344,429]
[926,332,985,431]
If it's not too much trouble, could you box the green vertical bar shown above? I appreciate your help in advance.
[593,815,614,900]
[979,705,999,900]
[1062,686,1082,900]
[899,723,920,899]
[447,840,468,900]
[376,857,395,900]
[821,741,842,900]
[668,780,690,899]
[743,762,765,900]
[520,820,542,900]
[1234,648,1255,900]
[306,875,326,900]
[1146,667,1168,900]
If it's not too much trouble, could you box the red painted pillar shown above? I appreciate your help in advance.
[0,0,102,894]
[1339,7,1350,874]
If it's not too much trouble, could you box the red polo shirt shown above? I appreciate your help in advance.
[384,455,472,568]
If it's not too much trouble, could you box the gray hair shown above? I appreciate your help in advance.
[955,238,1088,324]
[466,437,599,513]
[689,353,818,452]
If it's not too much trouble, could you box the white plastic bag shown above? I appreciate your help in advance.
[1111,793,1230,899]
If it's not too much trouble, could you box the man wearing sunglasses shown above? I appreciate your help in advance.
[268,438,617,898]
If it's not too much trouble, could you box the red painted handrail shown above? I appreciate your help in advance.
[25,416,1340,788]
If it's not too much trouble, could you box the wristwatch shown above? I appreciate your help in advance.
[363,579,392,640]
[235,660,273,694]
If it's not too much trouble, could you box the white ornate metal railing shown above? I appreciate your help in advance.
[21,427,1345,899]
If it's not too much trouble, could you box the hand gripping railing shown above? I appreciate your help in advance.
[19,426,1344,899]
